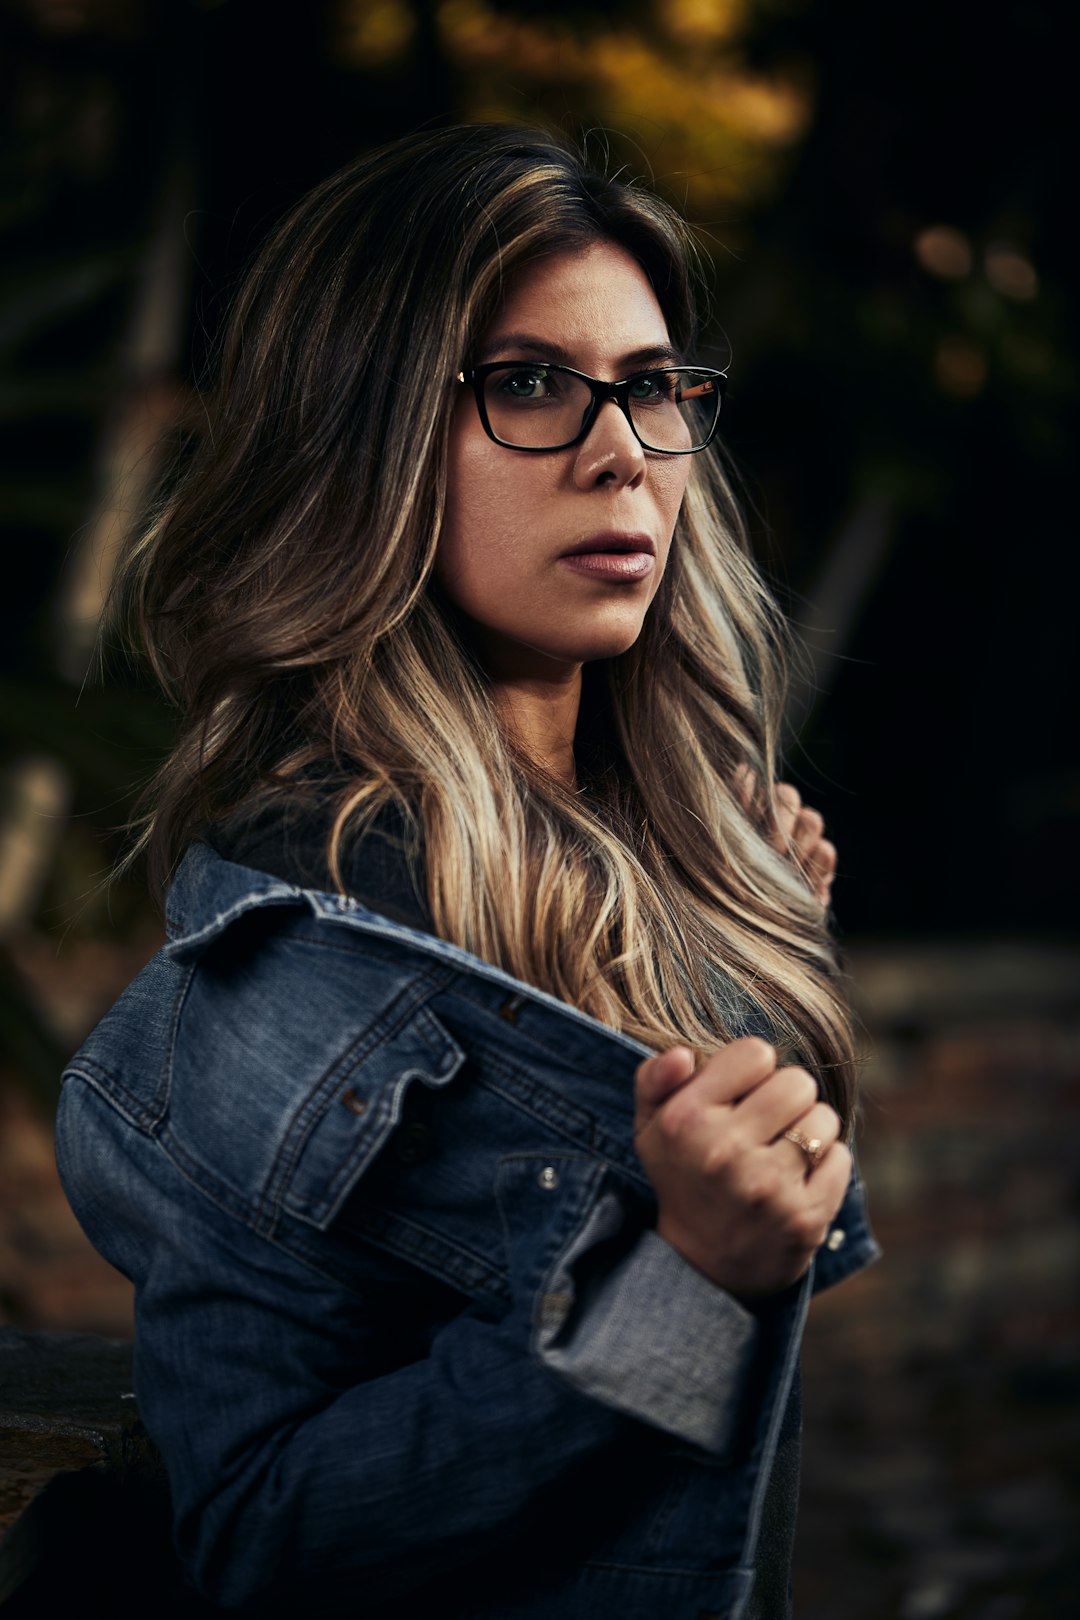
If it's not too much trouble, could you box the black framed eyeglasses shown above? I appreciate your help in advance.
[456,361,727,455]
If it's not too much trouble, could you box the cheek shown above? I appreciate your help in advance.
[650,465,691,593]
[437,434,525,599]
[659,459,692,522]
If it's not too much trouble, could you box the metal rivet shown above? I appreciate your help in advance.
[341,1089,368,1116]
[826,1228,846,1251]
[537,1166,558,1190]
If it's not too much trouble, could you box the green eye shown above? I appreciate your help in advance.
[628,372,677,404]
[502,368,550,399]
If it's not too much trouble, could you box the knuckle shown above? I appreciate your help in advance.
[801,1072,821,1108]
[702,1138,735,1178]
[653,1107,684,1146]
[784,1208,823,1250]
[785,1067,819,1111]
[818,1102,842,1137]
[741,1165,780,1208]
[737,1035,777,1070]
[656,1093,697,1143]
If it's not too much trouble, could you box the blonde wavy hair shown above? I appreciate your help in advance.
[112,124,856,1125]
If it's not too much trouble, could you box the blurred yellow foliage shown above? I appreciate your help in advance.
[329,1,812,215]
[334,0,418,67]
[437,0,812,215]
[659,0,748,48]
[436,0,517,61]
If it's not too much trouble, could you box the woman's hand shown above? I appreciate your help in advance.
[735,766,837,905]
[772,782,836,905]
[634,1038,851,1300]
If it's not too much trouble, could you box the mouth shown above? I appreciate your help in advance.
[560,533,657,558]
[557,533,657,582]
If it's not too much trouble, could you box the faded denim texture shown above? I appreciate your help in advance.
[56,842,879,1618]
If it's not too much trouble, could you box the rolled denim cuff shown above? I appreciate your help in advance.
[537,1214,758,1456]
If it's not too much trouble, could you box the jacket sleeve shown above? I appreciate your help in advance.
[55,1074,787,1616]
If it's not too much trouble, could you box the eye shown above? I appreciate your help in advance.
[499,367,553,400]
[628,371,676,404]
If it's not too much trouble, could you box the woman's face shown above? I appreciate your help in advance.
[436,240,691,681]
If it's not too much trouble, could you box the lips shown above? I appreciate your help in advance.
[558,533,656,582]
[560,532,657,558]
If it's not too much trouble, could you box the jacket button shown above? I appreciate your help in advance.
[395,1122,433,1164]
[537,1166,559,1190]
[826,1227,846,1251]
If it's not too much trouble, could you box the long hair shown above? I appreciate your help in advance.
[112,123,857,1125]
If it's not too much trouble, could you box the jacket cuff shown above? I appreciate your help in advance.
[535,1200,758,1456]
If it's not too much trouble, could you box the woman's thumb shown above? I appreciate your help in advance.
[634,1046,696,1115]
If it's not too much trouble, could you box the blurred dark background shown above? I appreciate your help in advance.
[1,2,1077,1617]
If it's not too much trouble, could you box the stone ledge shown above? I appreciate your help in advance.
[0,1327,211,1614]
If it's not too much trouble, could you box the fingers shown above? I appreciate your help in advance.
[773,780,801,843]
[635,1034,854,1295]
[805,837,837,901]
[791,804,835,902]
[732,761,755,809]
[773,781,836,904]
[639,1045,843,1170]
[682,1037,778,1109]
[734,1063,820,1139]
[634,1046,695,1112]
[791,803,824,858]
[776,1099,844,1176]
[770,1140,853,1274]
[806,1140,853,1225]
[777,785,822,861]
[741,776,836,903]
[636,1036,777,1110]
[635,1037,777,1141]
[634,1046,696,1138]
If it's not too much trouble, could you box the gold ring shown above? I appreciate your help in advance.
[783,1127,826,1173]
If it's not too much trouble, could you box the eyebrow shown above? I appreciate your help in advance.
[475,332,687,370]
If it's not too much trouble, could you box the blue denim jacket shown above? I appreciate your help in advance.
[56,842,879,1619]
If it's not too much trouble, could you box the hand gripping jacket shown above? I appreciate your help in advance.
[56,842,879,1620]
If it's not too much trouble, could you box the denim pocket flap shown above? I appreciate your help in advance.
[276,1004,467,1230]
[494,1153,615,1301]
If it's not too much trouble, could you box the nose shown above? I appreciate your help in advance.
[572,398,647,491]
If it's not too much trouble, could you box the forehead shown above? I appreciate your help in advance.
[480,240,673,370]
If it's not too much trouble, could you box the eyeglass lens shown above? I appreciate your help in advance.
[480,366,720,451]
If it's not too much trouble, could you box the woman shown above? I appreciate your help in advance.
[56,124,878,1619]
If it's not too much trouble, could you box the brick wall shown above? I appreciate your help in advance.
[795,943,1080,1620]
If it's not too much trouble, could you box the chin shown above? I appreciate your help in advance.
[531,628,646,665]
[547,607,654,661]
[467,607,653,676]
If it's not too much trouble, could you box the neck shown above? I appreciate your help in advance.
[489,666,582,791]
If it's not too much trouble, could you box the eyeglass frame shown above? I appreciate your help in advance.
[455,361,728,455]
